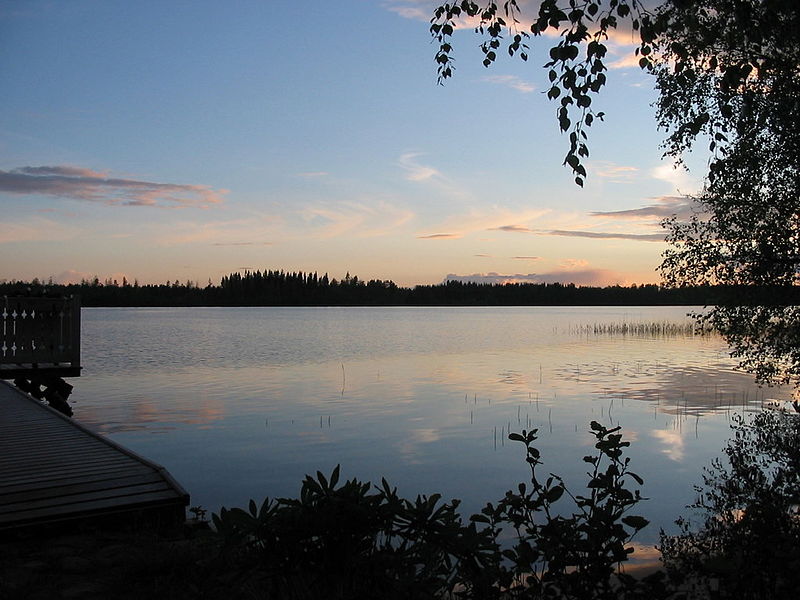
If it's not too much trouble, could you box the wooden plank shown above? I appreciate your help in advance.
[0,427,85,438]
[0,490,185,525]
[0,440,101,456]
[0,464,156,489]
[1,436,115,452]
[0,417,86,428]
[0,459,141,481]
[0,381,188,529]
[0,421,65,428]
[1,456,144,478]
[0,430,98,442]
[0,456,139,479]
[0,472,165,504]
[0,464,155,495]
[0,443,122,461]
[0,455,136,474]
[1,481,175,514]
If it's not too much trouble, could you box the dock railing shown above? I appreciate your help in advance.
[1,295,81,379]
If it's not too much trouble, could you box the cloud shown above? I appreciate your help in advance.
[417,233,461,239]
[389,1,660,46]
[489,224,534,233]
[211,242,272,247]
[300,200,414,239]
[156,216,280,246]
[383,2,430,20]
[545,229,665,242]
[426,207,550,239]
[534,269,628,285]
[651,161,702,194]
[445,268,632,286]
[447,202,671,244]
[49,270,94,285]
[591,161,639,182]
[474,253,492,257]
[651,429,685,462]
[560,258,588,269]
[398,153,443,182]
[512,256,542,260]
[446,272,542,285]
[0,216,80,244]
[591,196,699,221]
[294,171,329,178]
[482,74,535,93]
[0,165,226,208]
[608,52,645,69]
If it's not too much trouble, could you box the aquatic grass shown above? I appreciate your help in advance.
[569,320,712,338]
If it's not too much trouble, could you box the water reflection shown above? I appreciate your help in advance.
[70,306,791,544]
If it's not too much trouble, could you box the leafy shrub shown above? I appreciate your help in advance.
[472,421,665,599]
[212,421,667,599]
[212,466,498,599]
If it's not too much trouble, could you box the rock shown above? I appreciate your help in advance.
[58,555,92,573]
[53,534,95,549]
[45,544,77,558]
[21,559,48,571]
[92,543,132,568]
[60,581,106,599]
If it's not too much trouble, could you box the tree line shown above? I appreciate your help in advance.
[2,269,796,307]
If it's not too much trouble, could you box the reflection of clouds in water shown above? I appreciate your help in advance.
[555,356,789,417]
[651,429,685,462]
[410,428,440,444]
[75,392,227,434]
[397,427,441,464]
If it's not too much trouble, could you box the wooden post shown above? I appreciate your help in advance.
[69,295,81,371]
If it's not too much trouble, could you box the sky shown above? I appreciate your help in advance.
[0,0,705,288]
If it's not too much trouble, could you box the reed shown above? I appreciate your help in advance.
[571,320,710,338]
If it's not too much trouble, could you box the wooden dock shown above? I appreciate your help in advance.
[0,381,189,530]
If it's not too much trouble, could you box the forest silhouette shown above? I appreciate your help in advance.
[3,269,796,308]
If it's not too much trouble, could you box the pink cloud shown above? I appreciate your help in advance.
[560,258,589,269]
[591,196,700,221]
[0,165,226,208]
[49,270,95,285]
[545,229,665,242]
[446,268,635,286]
[489,224,533,233]
[211,242,272,247]
[417,233,461,239]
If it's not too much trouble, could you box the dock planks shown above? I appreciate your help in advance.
[0,381,189,530]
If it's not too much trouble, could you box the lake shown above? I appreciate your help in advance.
[71,306,791,549]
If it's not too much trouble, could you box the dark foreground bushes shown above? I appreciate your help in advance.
[3,412,797,599]
[212,411,800,600]
[212,421,664,599]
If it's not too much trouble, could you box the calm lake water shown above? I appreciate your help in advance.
[72,306,791,549]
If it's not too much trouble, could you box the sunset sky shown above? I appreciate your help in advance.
[0,0,704,287]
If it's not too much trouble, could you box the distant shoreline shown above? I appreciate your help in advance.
[4,271,796,309]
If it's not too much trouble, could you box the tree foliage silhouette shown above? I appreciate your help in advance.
[430,0,800,387]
